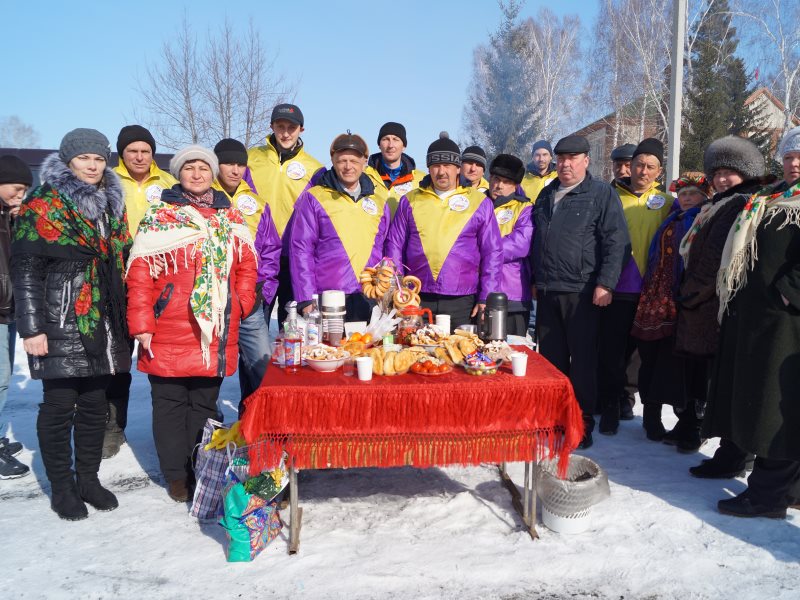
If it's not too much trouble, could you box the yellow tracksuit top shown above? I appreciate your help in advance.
[114,161,177,236]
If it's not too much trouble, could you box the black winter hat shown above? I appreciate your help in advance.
[531,140,553,155]
[426,132,461,167]
[553,135,590,155]
[0,155,33,186]
[271,103,304,126]
[377,122,407,147]
[116,125,156,156]
[214,138,248,165]
[632,138,664,165]
[489,154,525,185]
[462,145,487,168]
[610,143,637,161]
[703,135,765,180]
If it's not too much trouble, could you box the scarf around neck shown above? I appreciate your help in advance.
[127,200,254,366]
[716,179,800,321]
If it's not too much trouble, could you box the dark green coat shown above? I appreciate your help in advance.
[704,199,800,460]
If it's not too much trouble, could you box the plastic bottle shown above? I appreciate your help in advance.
[283,303,302,374]
[305,294,322,346]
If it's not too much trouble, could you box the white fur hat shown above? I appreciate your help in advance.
[778,126,800,160]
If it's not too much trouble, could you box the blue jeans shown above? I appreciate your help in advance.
[0,322,14,437]
[238,303,272,407]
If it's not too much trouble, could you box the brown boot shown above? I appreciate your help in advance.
[167,479,189,503]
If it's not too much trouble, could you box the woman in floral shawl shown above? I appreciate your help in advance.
[11,128,131,521]
[707,127,800,519]
[631,173,710,446]
[126,145,256,503]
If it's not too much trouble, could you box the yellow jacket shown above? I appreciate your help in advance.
[364,165,425,216]
[114,161,177,236]
[247,138,323,238]
[211,179,266,238]
[521,170,557,203]
[614,180,674,278]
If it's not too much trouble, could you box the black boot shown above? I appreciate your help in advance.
[663,406,703,453]
[598,399,620,436]
[690,438,750,479]
[74,381,112,508]
[51,479,89,521]
[102,403,126,460]
[620,391,635,421]
[78,476,118,511]
[642,403,665,441]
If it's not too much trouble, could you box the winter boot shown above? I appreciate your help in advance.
[598,396,620,435]
[718,490,786,519]
[51,479,89,521]
[642,403,666,441]
[0,437,23,457]
[620,391,635,421]
[168,479,190,503]
[664,406,703,452]
[0,447,30,479]
[102,404,126,460]
[689,439,751,479]
[78,476,118,511]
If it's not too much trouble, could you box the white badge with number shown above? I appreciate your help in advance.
[496,208,514,225]
[361,197,378,216]
[145,184,164,203]
[236,194,258,216]
[393,182,413,195]
[448,194,470,212]
[646,194,666,210]
[285,161,306,180]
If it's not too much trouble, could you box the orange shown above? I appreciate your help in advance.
[349,332,363,342]
[361,333,373,345]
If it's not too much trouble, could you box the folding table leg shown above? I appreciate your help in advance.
[497,462,538,540]
[288,465,302,554]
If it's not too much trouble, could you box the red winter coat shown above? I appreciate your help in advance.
[126,203,257,378]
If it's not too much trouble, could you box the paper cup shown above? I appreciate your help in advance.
[510,352,528,377]
[356,356,373,381]
[435,314,451,335]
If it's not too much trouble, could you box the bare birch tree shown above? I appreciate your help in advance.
[0,116,40,148]
[135,17,294,149]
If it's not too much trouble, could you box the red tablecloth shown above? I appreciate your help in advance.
[241,347,583,475]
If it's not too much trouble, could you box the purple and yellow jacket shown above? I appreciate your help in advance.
[493,192,534,303]
[253,202,282,305]
[384,177,502,301]
[289,169,391,304]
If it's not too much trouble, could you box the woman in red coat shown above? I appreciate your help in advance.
[126,145,257,502]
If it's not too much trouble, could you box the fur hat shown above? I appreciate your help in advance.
[777,126,800,160]
[116,125,156,156]
[426,132,461,167]
[703,135,765,180]
[489,154,525,185]
[59,128,111,164]
[169,145,219,179]
[0,155,33,186]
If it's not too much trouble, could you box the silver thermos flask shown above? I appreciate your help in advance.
[481,292,508,342]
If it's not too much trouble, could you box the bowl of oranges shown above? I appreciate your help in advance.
[342,332,373,357]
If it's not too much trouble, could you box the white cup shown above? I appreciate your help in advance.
[356,356,374,381]
[510,352,528,377]
[435,314,451,336]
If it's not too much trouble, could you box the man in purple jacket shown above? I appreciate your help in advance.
[384,133,502,327]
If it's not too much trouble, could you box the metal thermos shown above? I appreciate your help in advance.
[480,292,508,342]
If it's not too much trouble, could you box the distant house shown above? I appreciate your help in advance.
[0,148,173,188]
[568,87,799,182]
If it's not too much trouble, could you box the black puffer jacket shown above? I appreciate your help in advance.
[11,154,131,380]
[0,204,12,324]
[531,172,631,294]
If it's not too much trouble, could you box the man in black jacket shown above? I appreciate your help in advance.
[531,135,630,448]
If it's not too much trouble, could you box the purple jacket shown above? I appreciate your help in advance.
[289,172,391,303]
[384,182,503,301]
[497,201,534,302]
[253,203,282,304]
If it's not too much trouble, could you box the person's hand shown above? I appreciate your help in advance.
[135,333,153,351]
[471,303,486,318]
[151,256,166,278]
[531,285,538,301]
[593,286,612,307]
[23,333,48,356]
[782,294,790,307]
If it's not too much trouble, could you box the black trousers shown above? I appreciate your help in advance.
[149,375,222,483]
[597,296,638,411]
[38,375,111,485]
[507,311,531,337]
[266,256,294,331]
[419,293,476,331]
[345,292,374,322]
[106,339,135,430]
[747,457,800,508]
[537,291,598,431]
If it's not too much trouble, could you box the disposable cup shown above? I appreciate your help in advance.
[510,352,528,377]
[435,314,451,335]
[356,356,373,381]
[343,355,355,376]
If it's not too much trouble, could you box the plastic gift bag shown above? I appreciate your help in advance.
[219,473,283,562]
[190,419,229,521]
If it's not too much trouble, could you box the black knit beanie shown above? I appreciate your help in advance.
[632,138,664,165]
[377,122,407,147]
[116,125,156,156]
[0,155,33,186]
[489,154,525,185]
[426,132,461,167]
[462,145,487,169]
[214,138,248,165]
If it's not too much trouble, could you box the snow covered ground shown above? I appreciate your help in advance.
[1,336,799,600]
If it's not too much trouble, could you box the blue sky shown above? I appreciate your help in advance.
[2,0,598,164]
